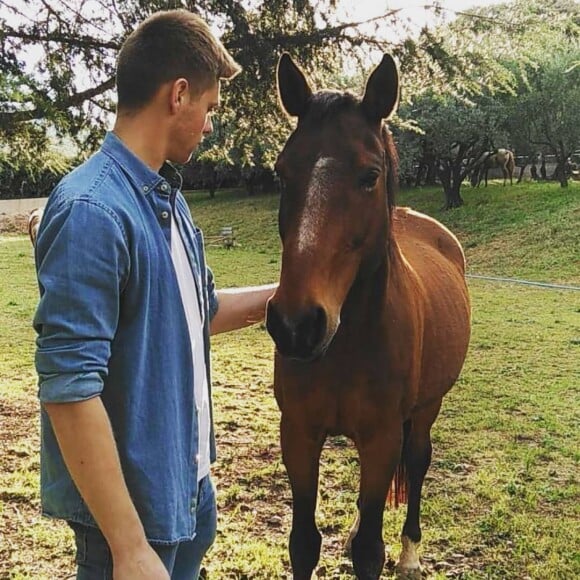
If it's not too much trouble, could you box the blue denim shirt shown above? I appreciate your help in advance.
[34,132,218,544]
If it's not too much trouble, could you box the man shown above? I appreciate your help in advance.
[33,10,275,579]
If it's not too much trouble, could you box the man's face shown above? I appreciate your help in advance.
[169,81,220,164]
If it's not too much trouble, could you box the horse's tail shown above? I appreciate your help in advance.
[387,420,410,507]
[387,460,408,507]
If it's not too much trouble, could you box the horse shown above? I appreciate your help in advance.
[27,207,44,247]
[471,148,515,186]
[265,53,471,580]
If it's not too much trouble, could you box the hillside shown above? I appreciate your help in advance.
[186,181,580,286]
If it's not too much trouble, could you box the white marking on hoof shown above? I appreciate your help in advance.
[343,511,360,555]
[397,535,421,572]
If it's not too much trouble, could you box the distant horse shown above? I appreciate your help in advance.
[472,148,515,186]
[27,207,44,246]
[266,54,471,580]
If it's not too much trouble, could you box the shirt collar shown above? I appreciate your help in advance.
[100,131,171,195]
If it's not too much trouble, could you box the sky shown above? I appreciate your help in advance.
[336,0,507,24]
[333,0,508,38]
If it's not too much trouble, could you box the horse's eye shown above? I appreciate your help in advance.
[359,169,380,191]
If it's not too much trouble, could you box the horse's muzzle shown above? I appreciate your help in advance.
[266,300,328,361]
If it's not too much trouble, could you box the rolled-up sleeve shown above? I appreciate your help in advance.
[34,198,129,403]
[206,265,219,321]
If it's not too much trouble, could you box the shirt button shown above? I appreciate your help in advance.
[160,183,169,191]
[195,454,200,464]
[160,211,169,220]
[143,185,149,192]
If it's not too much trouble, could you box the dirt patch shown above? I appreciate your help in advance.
[0,396,38,474]
[0,213,29,235]
[0,396,75,578]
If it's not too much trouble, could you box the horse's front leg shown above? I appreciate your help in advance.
[281,413,325,580]
[351,424,402,580]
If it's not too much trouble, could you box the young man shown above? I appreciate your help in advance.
[33,10,275,579]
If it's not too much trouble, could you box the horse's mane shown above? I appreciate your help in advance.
[381,124,398,211]
[304,90,399,210]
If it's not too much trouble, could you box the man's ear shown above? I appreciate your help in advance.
[170,78,189,113]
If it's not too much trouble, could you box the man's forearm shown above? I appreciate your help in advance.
[43,397,148,558]
[210,284,277,335]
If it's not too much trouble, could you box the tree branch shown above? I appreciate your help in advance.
[0,77,115,124]
[227,10,402,51]
[2,26,121,50]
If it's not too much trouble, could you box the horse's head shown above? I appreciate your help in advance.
[266,53,399,361]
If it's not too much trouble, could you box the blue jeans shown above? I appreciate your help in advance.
[69,476,217,580]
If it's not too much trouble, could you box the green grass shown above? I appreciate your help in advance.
[1,181,579,578]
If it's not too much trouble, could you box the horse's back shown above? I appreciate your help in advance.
[393,207,466,274]
[391,207,470,404]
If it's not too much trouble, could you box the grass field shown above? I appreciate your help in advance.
[1,181,579,579]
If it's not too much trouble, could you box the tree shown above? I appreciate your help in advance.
[451,0,580,188]
[408,92,510,208]
[0,2,413,174]
[2,0,516,198]
[508,49,580,187]
[395,0,580,206]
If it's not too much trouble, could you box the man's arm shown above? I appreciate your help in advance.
[44,397,169,579]
[210,284,277,335]
[35,201,168,578]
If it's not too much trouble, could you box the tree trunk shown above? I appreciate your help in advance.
[426,162,437,185]
[555,163,569,187]
[414,163,426,187]
[555,143,570,188]
[443,184,464,209]
[438,162,464,209]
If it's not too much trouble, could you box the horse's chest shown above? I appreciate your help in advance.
[278,342,407,437]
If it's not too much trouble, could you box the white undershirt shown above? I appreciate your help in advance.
[170,212,210,481]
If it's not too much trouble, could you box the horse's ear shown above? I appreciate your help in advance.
[277,53,313,118]
[361,54,399,122]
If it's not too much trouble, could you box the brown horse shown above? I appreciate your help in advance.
[472,148,515,186]
[266,54,471,580]
[27,207,44,247]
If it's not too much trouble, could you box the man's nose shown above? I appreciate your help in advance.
[203,117,213,135]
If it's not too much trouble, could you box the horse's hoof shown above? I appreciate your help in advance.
[396,536,421,578]
[395,567,422,580]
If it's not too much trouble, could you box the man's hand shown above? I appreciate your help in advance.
[113,542,170,579]
[210,284,277,335]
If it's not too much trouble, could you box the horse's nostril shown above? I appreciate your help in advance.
[266,301,292,349]
[298,306,327,354]
[266,302,328,360]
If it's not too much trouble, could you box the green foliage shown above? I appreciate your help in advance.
[0,0,511,180]
[0,123,73,198]
[399,0,580,202]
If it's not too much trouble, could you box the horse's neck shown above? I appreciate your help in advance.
[342,243,390,327]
